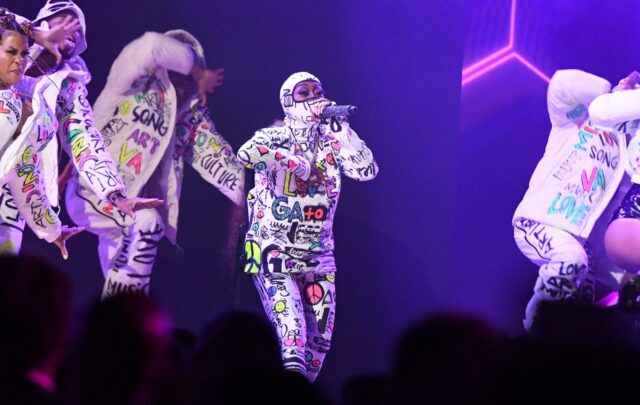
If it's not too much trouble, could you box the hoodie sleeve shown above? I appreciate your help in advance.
[588,82,640,185]
[589,89,640,185]
[324,120,378,181]
[547,69,611,128]
[175,104,245,205]
[7,143,61,243]
[57,78,126,202]
[105,32,195,95]
[237,127,312,180]
[588,88,640,129]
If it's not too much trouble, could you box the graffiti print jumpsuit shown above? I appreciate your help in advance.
[238,72,378,381]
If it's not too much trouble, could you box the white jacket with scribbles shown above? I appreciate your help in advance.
[86,32,244,243]
[588,83,640,186]
[0,86,61,242]
[16,58,126,207]
[238,118,377,274]
[513,69,627,238]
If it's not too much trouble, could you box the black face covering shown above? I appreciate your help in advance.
[168,70,197,106]
[164,29,206,106]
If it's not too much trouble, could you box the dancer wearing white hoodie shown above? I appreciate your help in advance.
[65,30,244,298]
[0,8,84,258]
[512,69,640,329]
[0,0,160,256]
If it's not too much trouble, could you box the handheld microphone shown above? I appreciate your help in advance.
[320,105,358,119]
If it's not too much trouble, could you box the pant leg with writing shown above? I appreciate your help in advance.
[0,184,25,254]
[514,217,593,331]
[66,177,164,298]
[253,253,336,382]
[294,271,336,382]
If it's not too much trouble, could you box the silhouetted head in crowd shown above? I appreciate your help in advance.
[502,301,640,403]
[393,313,503,405]
[0,255,71,399]
[78,293,173,405]
[529,300,633,345]
[191,310,283,381]
[340,374,394,405]
[190,311,323,404]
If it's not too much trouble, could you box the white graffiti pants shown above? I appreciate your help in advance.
[66,178,164,299]
[514,218,595,331]
[0,184,26,254]
[253,269,336,382]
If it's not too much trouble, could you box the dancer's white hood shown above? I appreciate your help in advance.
[33,0,87,57]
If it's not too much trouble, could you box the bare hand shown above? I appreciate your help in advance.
[53,225,84,260]
[619,71,640,91]
[196,67,224,105]
[33,15,82,65]
[113,196,164,219]
[296,165,328,189]
[309,165,329,186]
[310,98,332,123]
[621,271,637,288]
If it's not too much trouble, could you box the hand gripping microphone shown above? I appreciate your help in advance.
[320,105,358,119]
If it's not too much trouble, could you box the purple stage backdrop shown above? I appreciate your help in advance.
[6,0,640,397]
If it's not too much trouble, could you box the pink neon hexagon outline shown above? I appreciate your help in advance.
[461,0,550,86]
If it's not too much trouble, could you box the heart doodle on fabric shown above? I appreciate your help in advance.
[326,153,335,165]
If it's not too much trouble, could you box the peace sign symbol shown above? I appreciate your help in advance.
[305,282,325,305]
[244,240,262,274]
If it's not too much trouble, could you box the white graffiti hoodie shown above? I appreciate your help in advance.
[16,60,126,208]
[87,31,244,243]
[0,86,61,242]
[238,72,378,274]
[16,0,125,207]
[513,69,626,238]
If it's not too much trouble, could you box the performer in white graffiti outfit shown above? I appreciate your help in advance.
[587,71,640,295]
[238,72,378,381]
[512,69,638,330]
[66,30,244,298]
[0,0,160,256]
[0,9,82,258]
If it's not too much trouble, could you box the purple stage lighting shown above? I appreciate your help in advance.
[461,0,550,86]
